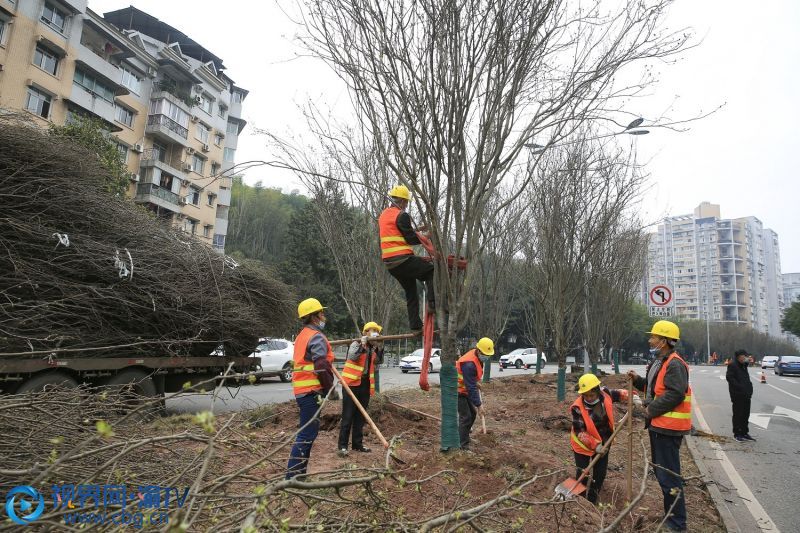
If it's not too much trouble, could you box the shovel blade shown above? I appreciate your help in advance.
[554,477,586,500]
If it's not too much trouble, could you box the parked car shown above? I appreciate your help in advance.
[773,355,800,376]
[499,348,546,369]
[399,348,442,373]
[761,355,779,369]
[628,354,649,365]
[250,338,295,382]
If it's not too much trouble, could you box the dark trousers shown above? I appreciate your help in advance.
[286,393,320,479]
[731,394,751,436]
[649,431,687,531]
[387,256,434,330]
[458,394,477,447]
[574,451,609,503]
[338,379,370,449]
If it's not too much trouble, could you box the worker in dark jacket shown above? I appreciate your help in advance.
[456,338,493,449]
[628,320,692,533]
[286,298,335,480]
[726,349,755,442]
[378,184,434,331]
[570,374,634,503]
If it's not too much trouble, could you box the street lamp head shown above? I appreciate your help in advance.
[626,129,650,136]
[625,117,645,130]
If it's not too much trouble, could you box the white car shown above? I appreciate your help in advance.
[761,355,779,369]
[400,348,442,373]
[250,338,294,382]
[499,348,546,369]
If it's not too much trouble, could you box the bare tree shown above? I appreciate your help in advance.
[295,0,690,442]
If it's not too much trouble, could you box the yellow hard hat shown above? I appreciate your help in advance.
[577,373,602,394]
[648,320,680,341]
[297,298,326,318]
[388,185,411,200]
[476,337,494,356]
[362,321,383,334]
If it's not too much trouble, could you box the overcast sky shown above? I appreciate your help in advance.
[91,0,799,273]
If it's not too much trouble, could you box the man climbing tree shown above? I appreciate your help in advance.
[378,185,434,331]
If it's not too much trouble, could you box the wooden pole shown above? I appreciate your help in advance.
[385,399,441,421]
[329,331,423,347]
[479,390,487,434]
[330,366,389,448]
[627,375,633,503]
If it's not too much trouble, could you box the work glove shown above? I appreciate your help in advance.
[595,443,604,455]
[361,336,368,345]
[633,394,643,407]
[329,389,340,401]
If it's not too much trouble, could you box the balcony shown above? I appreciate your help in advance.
[140,149,187,180]
[146,114,189,146]
[214,217,228,235]
[75,46,127,95]
[66,86,120,130]
[217,187,231,206]
[134,182,182,213]
[152,81,196,110]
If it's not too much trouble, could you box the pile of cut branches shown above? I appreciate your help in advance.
[0,113,294,358]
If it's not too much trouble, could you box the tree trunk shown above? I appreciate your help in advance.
[439,331,461,450]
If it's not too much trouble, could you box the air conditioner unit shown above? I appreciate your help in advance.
[191,115,200,123]
[130,173,140,182]
[147,66,157,77]
[186,147,195,154]
[181,162,192,171]
[178,196,188,205]
[132,144,144,153]
[201,144,210,153]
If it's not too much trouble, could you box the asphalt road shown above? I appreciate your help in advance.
[690,366,800,532]
[164,362,564,414]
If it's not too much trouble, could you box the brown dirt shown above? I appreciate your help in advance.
[247,373,726,532]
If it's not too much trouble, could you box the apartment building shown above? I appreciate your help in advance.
[782,272,800,347]
[0,1,246,252]
[643,202,785,337]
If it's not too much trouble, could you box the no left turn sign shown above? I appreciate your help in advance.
[649,285,672,307]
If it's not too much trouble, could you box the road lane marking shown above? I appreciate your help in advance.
[719,376,726,380]
[694,393,781,532]
[766,383,800,401]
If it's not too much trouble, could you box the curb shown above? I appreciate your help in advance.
[685,435,740,533]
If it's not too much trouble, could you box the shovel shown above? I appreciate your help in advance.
[554,410,630,500]
[330,366,407,464]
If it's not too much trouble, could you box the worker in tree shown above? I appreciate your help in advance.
[628,320,692,533]
[338,321,385,456]
[570,374,636,504]
[378,184,434,331]
[456,337,493,450]
[286,298,335,479]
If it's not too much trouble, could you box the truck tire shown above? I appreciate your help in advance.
[15,371,78,394]
[279,362,293,383]
[104,369,158,416]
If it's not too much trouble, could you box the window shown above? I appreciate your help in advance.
[34,45,59,76]
[214,133,223,146]
[210,162,219,176]
[159,173,173,190]
[195,122,210,144]
[41,2,67,34]
[186,219,197,235]
[217,105,226,119]
[115,142,129,163]
[203,225,212,238]
[232,91,243,103]
[152,142,166,162]
[149,98,189,128]
[200,94,213,114]
[212,234,226,249]
[207,193,216,206]
[188,187,200,206]
[191,154,205,174]
[73,68,115,101]
[0,17,8,46]
[115,106,134,128]
[223,147,235,162]
[120,67,141,95]
[226,121,238,135]
[25,87,52,118]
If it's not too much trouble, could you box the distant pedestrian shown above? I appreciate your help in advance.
[628,320,691,533]
[726,349,755,442]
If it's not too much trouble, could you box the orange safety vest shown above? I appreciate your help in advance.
[456,349,484,395]
[341,345,376,396]
[292,326,334,397]
[378,206,414,259]
[650,353,693,432]
[570,392,615,456]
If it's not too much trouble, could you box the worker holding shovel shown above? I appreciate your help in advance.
[569,373,637,503]
[456,338,493,450]
[337,321,385,456]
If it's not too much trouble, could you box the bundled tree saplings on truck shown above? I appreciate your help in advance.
[0,114,294,396]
